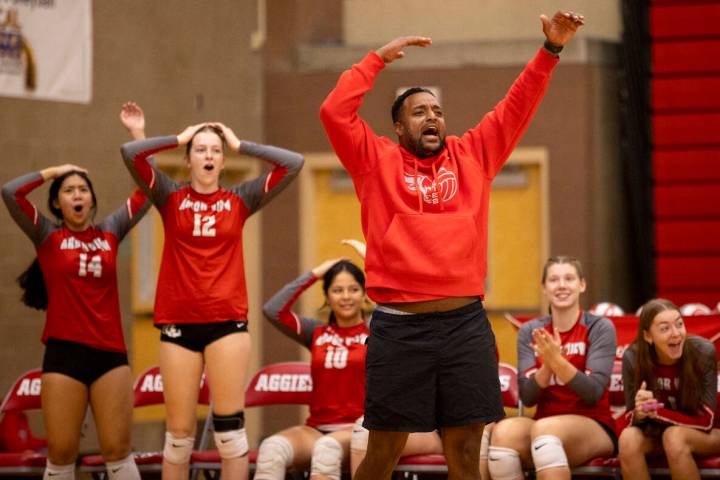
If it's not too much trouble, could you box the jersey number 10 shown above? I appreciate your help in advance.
[324,346,348,369]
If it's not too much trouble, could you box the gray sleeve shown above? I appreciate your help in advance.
[694,337,718,410]
[622,346,639,412]
[518,322,542,406]
[263,271,325,349]
[97,189,152,242]
[230,141,304,216]
[2,172,54,246]
[567,316,617,405]
[120,136,179,208]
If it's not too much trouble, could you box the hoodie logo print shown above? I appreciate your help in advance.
[404,167,458,204]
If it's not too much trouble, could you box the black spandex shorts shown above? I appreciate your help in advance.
[363,301,505,431]
[42,338,128,386]
[595,419,619,456]
[159,320,248,353]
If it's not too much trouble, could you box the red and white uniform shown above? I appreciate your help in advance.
[263,271,368,428]
[518,311,617,434]
[622,336,717,430]
[121,136,303,325]
[2,172,150,352]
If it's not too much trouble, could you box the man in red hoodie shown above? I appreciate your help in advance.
[320,11,584,480]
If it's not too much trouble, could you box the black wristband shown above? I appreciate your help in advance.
[543,39,563,55]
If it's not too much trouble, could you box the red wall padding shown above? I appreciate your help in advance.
[653,149,720,183]
[656,257,720,289]
[654,291,720,309]
[655,185,720,219]
[651,4,720,39]
[653,113,720,146]
[653,77,720,111]
[656,220,720,254]
[653,40,720,74]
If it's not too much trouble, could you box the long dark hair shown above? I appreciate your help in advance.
[321,260,365,325]
[633,298,704,414]
[17,170,97,310]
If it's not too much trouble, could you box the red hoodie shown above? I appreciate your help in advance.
[320,48,558,303]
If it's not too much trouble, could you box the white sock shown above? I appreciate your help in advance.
[105,455,140,480]
[44,461,75,480]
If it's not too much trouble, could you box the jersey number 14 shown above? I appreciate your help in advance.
[78,253,102,278]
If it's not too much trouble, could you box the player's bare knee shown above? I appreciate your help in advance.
[100,444,132,463]
[662,426,691,458]
[618,427,644,457]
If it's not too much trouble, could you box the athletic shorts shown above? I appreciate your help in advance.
[159,320,248,353]
[363,301,505,431]
[595,418,619,456]
[42,338,128,386]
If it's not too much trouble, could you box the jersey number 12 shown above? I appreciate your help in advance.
[193,214,217,237]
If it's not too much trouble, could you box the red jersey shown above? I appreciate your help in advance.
[518,311,617,433]
[2,172,150,352]
[121,136,303,324]
[263,271,368,427]
[320,48,558,304]
[622,336,717,430]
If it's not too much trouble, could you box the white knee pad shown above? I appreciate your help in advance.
[350,416,368,454]
[480,426,492,461]
[311,436,343,480]
[530,434,568,472]
[487,446,523,480]
[44,461,75,480]
[214,428,249,459]
[254,435,293,480]
[106,455,140,480]
[163,432,194,465]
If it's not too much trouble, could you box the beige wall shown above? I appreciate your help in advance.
[343,0,621,45]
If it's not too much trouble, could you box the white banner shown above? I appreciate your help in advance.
[0,0,92,103]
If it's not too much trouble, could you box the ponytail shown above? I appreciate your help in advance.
[17,258,47,310]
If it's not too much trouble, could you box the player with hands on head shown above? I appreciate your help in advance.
[320,10,584,480]
[619,298,720,480]
[487,256,617,480]
[121,120,303,480]
[1,103,151,480]
[257,242,370,480]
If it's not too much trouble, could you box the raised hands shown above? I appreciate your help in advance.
[176,123,206,146]
[375,36,432,64]
[120,101,146,140]
[540,11,585,48]
[40,164,88,181]
[341,238,366,259]
[208,122,241,151]
[312,258,346,279]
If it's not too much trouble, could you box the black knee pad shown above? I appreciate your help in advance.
[212,410,244,432]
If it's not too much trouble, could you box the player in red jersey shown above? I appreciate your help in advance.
[121,117,303,480]
[487,256,617,480]
[1,104,151,480]
[255,252,369,480]
[619,298,720,480]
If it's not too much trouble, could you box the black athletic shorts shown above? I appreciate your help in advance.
[159,320,248,353]
[42,338,129,386]
[363,301,505,431]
